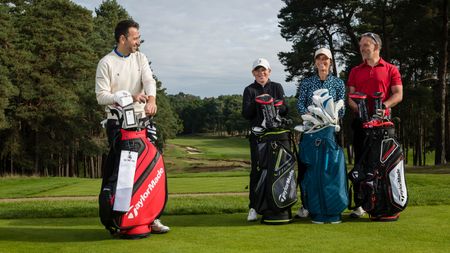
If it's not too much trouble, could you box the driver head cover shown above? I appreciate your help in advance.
[113,90,133,107]
[313,89,329,97]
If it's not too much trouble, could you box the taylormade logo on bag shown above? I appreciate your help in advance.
[278,169,294,203]
[389,160,407,207]
[127,167,164,219]
[396,168,406,203]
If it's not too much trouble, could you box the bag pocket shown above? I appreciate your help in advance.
[360,179,377,212]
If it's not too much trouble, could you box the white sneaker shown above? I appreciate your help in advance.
[151,219,170,234]
[295,206,309,218]
[350,206,366,218]
[247,208,257,221]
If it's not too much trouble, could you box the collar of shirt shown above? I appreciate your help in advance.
[361,57,386,68]
[114,47,131,58]
[253,79,272,90]
[312,74,332,83]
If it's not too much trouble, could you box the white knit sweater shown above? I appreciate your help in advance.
[95,50,157,118]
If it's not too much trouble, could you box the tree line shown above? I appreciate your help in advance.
[0,0,448,177]
[0,0,182,177]
[277,0,449,165]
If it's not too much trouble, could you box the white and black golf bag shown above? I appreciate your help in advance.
[253,94,297,224]
[348,92,408,221]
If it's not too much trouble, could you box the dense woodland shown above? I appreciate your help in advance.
[0,0,448,177]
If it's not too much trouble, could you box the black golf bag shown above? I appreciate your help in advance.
[99,106,168,238]
[348,93,408,221]
[253,94,297,224]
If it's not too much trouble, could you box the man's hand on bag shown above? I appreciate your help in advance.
[133,94,148,103]
[145,96,157,116]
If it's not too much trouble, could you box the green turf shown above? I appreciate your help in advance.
[0,174,250,198]
[0,195,250,219]
[163,136,250,172]
[1,173,450,202]
[168,176,248,193]
[0,133,448,251]
[167,136,250,160]
[406,174,450,206]
[2,172,450,219]
[0,177,89,198]
[0,205,449,253]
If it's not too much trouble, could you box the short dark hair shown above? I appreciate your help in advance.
[114,20,139,43]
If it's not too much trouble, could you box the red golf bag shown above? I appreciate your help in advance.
[348,120,408,221]
[99,112,167,239]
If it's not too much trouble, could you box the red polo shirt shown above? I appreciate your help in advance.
[347,58,402,114]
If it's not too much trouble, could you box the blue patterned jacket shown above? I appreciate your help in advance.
[296,74,346,118]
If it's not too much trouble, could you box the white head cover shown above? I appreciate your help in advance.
[113,90,133,107]
[299,89,344,133]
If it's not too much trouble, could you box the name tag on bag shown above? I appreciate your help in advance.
[113,151,138,212]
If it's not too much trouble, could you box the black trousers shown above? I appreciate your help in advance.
[351,118,365,207]
[248,134,259,209]
[352,118,365,163]
[100,120,121,190]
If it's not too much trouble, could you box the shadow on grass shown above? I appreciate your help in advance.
[0,212,377,243]
[0,227,110,242]
[161,212,372,228]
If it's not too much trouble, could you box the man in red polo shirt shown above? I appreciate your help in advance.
[347,32,403,218]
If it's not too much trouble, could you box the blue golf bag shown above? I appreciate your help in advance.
[299,126,348,223]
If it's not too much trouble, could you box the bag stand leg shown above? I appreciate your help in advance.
[261,209,293,225]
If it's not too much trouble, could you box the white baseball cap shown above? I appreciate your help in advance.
[252,58,271,70]
[314,48,332,59]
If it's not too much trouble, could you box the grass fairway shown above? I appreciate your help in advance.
[167,135,250,160]
[1,135,449,252]
[0,206,449,253]
[0,173,250,198]
[164,136,250,172]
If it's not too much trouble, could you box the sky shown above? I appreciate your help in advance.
[72,0,297,97]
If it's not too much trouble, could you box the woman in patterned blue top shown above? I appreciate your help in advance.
[296,48,346,118]
[295,48,346,220]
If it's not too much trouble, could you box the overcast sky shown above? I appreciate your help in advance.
[73,0,296,97]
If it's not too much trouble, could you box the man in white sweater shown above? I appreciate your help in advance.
[95,19,169,234]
